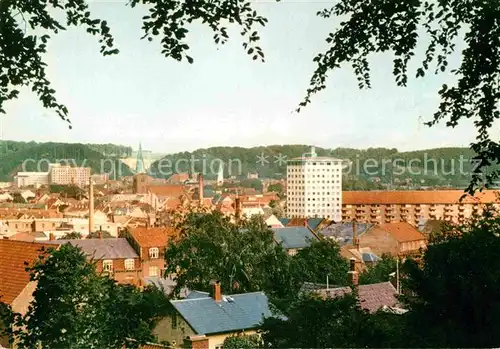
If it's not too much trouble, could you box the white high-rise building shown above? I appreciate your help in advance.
[286,147,343,221]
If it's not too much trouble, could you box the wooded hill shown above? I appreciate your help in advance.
[0,141,133,181]
[150,145,490,189]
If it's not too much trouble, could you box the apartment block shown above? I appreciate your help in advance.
[286,149,343,221]
[49,164,91,187]
[342,190,499,225]
[14,172,49,187]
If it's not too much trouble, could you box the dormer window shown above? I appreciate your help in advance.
[149,247,159,259]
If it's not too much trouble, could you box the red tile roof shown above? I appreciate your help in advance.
[129,227,178,248]
[318,282,399,313]
[378,222,426,242]
[0,239,58,305]
[343,190,499,205]
[148,185,186,198]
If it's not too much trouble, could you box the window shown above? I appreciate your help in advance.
[125,259,135,270]
[103,260,113,272]
[149,266,159,277]
[149,247,159,259]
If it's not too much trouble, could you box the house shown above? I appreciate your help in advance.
[0,239,60,348]
[124,227,178,281]
[271,226,320,255]
[48,238,142,285]
[310,259,404,313]
[263,212,283,228]
[317,222,375,246]
[340,246,379,272]
[358,222,427,256]
[154,281,276,349]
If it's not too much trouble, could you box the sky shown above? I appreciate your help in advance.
[1,0,489,153]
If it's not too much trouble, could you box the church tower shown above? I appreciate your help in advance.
[135,143,146,174]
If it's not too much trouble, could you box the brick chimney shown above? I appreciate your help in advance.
[348,258,358,286]
[352,221,360,250]
[235,197,241,221]
[198,173,204,205]
[210,280,222,302]
[49,233,55,241]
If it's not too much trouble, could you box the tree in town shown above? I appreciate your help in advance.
[299,1,500,192]
[164,211,292,299]
[290,239,349,291]
[87,230,114,239]
[1,243,169,349]
[59,231,82,239]
[359,254,398,285]
[260,293,403,348]
[267,183,284,196]
[222,334,262,349]
[268,200,285,219]
[400,207,500,347]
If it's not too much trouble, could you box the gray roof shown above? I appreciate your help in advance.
[315,282,400,313]
[271,227,318,249]
[145,276,190,298]
[171,292,274,335]
[54,238,138,259]
[318,222,374,246]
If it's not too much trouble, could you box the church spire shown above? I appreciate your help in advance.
[135,143,145,174]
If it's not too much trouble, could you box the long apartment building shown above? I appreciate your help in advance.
[49,164,90,187]
[286,148,344,221]
[342,190,499,225]
[14,164,91,188]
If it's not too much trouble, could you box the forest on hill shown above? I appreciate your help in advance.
[0,141,133,181]
[150,145,491,189]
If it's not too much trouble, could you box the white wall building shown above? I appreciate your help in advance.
[14,172,49,187]
[286,148,343,221]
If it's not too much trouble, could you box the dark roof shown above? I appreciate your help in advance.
[307,218,324,230]
[52,238,138,259]
[186,291,210,299]
[145,276,190,298]
[318,222,374,246]
[316,282,399,313]
[299,282,342,294]
[361,252,379,262]
[278,218,290,226]
[271,227,319,249]
[171,292,274,335]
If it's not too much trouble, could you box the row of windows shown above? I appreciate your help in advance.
[288,203,341,207]
[288,192,341,197]
[288,196,341,201]
[103,259,135,271]
[287,208,341,213]
[288,161,340,167]
[102,260,160,277]
[288,180,340,185]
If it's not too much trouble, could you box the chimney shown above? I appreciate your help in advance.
[348,258,359,286]
[210,280,222,302]
[49,233,55,241]
[88,178,94,235]
[198,173,204,205]
[235,197,241,221]
[353,221,360,250]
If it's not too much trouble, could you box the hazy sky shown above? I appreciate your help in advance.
[1,0,487,153]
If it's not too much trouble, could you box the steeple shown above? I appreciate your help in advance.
[135,143,145,174]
